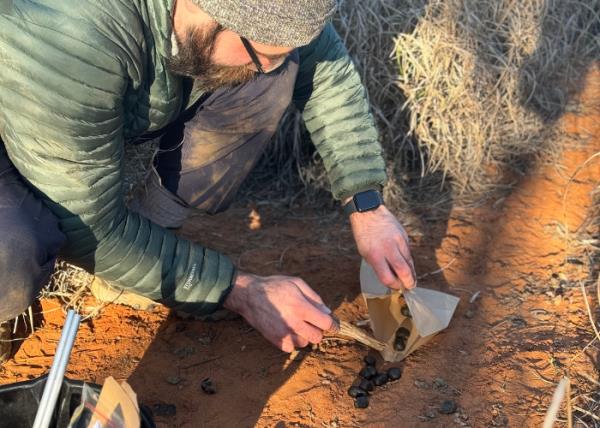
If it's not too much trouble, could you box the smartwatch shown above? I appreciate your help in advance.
[343,189,383,216]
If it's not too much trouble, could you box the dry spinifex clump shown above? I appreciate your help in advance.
[395,0,600,199]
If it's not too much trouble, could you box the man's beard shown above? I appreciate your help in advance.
[167,25,257,92]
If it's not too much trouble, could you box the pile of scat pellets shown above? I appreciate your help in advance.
[347,355,402,408]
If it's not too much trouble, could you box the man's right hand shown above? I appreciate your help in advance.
[223,272,335,353]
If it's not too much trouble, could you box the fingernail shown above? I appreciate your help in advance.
[320,304,332,314]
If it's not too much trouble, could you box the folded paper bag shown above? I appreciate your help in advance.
[360,259,460,361]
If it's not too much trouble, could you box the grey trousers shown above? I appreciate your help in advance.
[136,52,299,225]
[0,52,299,321]
[0,145,66,321]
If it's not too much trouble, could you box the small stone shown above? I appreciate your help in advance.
[359,365,377,379]
[414,379,429,389]
[347,386,368,398]
[152,403,176,417]
[439,400,458,414]
[373,373,388,386]
[425,409,437,419]
[197,334,212,345]
[354,395,369,409]
[174,346,195,359]
[363,355,377,367]
[433,377,447,389]
[358,379,374,392]
[387,367,402,381]
[166,376,181,385]
[510,317,527,328]
[200,377,216,395]
[464,309,475,319]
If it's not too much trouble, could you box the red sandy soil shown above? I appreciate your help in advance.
[1,74,599,428]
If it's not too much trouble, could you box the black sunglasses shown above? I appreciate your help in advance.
[240,36,266,74]
[239,36,289,74]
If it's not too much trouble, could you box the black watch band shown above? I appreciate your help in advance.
[343,190,383,215]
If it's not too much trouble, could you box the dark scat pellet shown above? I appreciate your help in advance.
[373,372,388,386]
[354,395,369,409]
[387,367,402,381]
[400,305,412,318]
[439,400,458,414]
[363,355,377,367]
[359,365,377,380]
[394,336,406,351]
[396,327,411,338]
[358,379,374,392]
[201,377,216,394]
[348,386,368,398]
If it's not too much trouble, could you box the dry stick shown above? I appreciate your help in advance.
[578,371,600,388]
[329,318,387,352]
[597,278,600,319]
[543,377,569,428]
[180,356,222,370]
[579,279,600,345]
[560,152,600,250]
[565,257,600,370]
[566,378,573,428]
[417,257,457,280]
[568,336,598,368]
[573,406,600,422]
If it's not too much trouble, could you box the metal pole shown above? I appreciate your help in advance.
[32,310,81,428]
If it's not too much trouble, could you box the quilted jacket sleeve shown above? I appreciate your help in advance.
[0,14,234,315]
[295,23,388,201]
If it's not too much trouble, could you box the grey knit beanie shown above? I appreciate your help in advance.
[192,0,337,46]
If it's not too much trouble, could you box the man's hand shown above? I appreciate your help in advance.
[223,272,335,353]
[349,204,416,290]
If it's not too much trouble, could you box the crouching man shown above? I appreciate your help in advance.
[0,0,415,363]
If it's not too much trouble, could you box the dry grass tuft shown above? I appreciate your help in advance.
[43,260,95,314]
[395,0,600,198]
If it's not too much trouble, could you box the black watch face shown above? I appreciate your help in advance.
[354,191,381,212]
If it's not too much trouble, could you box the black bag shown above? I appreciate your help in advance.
[0,375,155,428]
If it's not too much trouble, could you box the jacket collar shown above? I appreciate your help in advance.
[144,0,177,62]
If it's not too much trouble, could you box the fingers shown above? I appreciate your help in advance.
[370,256,398,289]
[296,321,324,345]
[278,334,310,353]
[279,336,296,353]
[301,300,336,332]
[387,247,416,289]
[291,278,332,314]
[291,334,310,349]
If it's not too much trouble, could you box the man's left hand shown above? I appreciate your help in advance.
[349,204,416,290]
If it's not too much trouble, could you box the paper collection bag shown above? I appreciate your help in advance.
[85,377,140,428]
[360,259,460,362]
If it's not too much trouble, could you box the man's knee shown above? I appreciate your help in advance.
[0,211,65,321]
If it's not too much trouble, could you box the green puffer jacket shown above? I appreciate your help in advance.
[0,0,387,315]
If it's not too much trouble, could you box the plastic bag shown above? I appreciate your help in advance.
[68,383,103,428]
[68,377,140,428]
[360,259,459,361]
